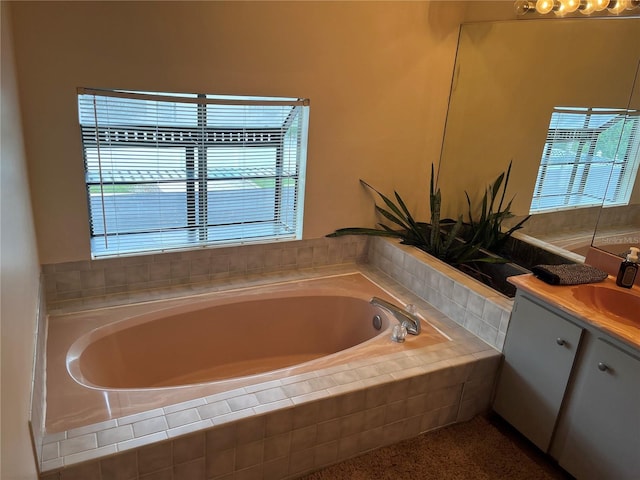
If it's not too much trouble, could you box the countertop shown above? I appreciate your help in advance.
[508,274,640,350]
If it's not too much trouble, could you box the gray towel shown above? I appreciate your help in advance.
[531,264,608,286]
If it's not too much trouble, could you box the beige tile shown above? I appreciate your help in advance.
[313,440,338,468]
[100,451,137,480]
[336,390,366,417]
[205,423,236,452]
[41,458,64,473]
[39,473,60,480]
[137,441,172,475]
[262,456,290,480]
[42,441,59,461]
[253,398,293,415]
[60,461,100,480]
[315,418,341,444]
[64,445,118,466]
[290,425,317,452]
[43,431,67,444]
[235,416,265,445]
[173,458,205,480]
[235,440,263,470]
[288,447,315,476]
[360,426,385,451]
[167,419,213,439]
[291,402,319,430]
[118,431,169,452]
[337,432,361,461]
[264,409,293,437]
[234,464,263,480]
[211,408,254,426]
[197,400,231,420]
[133,416,169,437]
[173,432,204,465]
[263,431,290,461]
[340,411,365,437]
[385,399,407,424]
[97,425,134,447]
[166,408,200,429]
[139,467,172,480]
[60,433,97,456]
[280,381,314,398]
[253,387,287,404]
[205,447,234,478]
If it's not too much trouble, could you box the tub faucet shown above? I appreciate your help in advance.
[370,297,421,335]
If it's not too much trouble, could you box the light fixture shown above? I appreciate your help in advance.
[516,0,640,14]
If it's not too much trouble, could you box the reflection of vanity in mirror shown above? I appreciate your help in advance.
[438,17,640,265]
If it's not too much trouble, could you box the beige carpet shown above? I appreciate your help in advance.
[299,415,572,480]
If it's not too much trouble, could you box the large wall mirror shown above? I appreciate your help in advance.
[437,17,640,262]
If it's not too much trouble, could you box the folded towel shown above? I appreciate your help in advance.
[531,264,609,286]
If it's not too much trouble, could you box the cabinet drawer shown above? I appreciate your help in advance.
[493,294,584,452]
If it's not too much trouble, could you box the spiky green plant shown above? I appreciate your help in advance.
[327,165,500,266]
[463,160,531,253]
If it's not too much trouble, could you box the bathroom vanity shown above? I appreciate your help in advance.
[493,275,640,480]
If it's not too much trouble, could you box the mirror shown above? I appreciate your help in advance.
[592,57,640,258]
[437,17,640,262]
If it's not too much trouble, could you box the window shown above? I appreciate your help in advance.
[78,89,309,258]
[530,106,640,214]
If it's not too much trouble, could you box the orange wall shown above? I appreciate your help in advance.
[10,0,479,264]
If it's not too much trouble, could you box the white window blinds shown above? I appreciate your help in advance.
[530,106,640,214]
[78,88,309,258]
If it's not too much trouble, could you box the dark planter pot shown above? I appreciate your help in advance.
[437,225,577,298]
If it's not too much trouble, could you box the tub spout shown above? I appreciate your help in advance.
[370,297,421,335]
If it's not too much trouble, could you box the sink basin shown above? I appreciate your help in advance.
[571,285,640,325]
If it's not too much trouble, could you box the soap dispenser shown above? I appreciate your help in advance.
[616,247,639,288]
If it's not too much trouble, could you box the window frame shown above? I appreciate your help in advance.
[78,88,309,258]
[530,106,640,214]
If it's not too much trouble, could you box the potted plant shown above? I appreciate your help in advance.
[327,163,534,296]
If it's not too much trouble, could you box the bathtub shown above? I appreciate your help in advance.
[46,272,449,433]
[68,292,392,390]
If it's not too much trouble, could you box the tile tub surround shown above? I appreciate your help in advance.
[368,237,513,351]
[45,272,449,431]
[37,266,501,479]
[42,236,368,311]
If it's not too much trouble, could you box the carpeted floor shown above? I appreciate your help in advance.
[299,414,573,480]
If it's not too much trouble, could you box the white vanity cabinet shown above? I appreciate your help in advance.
[551,335,640,480]
[493,293,584,452]
[494,290,640,480]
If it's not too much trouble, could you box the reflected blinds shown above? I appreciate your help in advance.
[530,106,640,214]
[77,88,309,257]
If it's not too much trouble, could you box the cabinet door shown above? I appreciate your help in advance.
[554,337,640,480]
[493,294,583,452]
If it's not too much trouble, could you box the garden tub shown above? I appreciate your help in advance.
[46,272,449,433]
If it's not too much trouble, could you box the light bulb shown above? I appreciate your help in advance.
[514,0,536,14]
[536,0,558,13]
[580,0,598,13]
[558,0,581,12]
[608,0,630,12]
[593,0,611,10]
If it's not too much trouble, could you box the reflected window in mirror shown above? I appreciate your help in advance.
[530,106,640,214]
